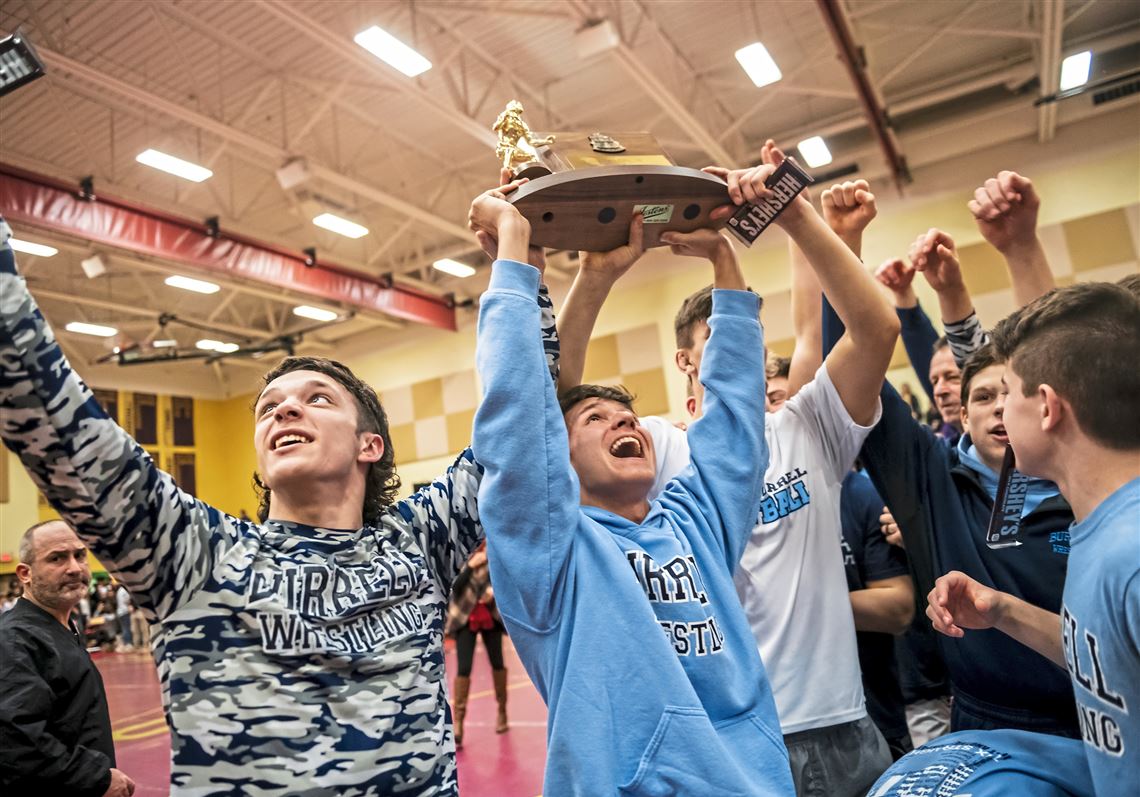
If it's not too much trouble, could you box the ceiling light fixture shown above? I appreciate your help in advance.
[196,339,240,353]
[312,213,369,239]
[0,30,46,97]
[354,25,432,77]
[735,42,782,88]
[1059,50,1092,91]
[66,321,118,338]
[432,258,477,278]
[165,275,221,294]
[136,149,214,182]
[796,136,833,168]
[8,237,58,257]
[152,339,178,348]
[293,305,339,322]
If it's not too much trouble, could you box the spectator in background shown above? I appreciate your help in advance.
[445,542,508,746]
[114,584,132,651]
[128,603,149,651]
[899,383,921,420]
[0,520,135,797]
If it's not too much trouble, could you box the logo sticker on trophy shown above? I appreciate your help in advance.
[492,100,812,251]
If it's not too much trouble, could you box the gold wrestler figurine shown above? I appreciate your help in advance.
[493,100,555,170]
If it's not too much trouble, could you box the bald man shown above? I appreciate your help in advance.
[0,521,135,797]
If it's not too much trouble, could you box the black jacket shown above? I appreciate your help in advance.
[861,382,1079,735]
[0,598,115,796]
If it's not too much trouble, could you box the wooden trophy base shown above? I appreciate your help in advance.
[508,165,731,251]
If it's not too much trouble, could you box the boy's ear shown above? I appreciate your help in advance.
[675,349,690,373]
[358,432,384,464]
[685,397,697,418]
[1039,384,1064,433]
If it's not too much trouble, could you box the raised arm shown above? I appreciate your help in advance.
[787,178,878,398]
[469,187,580,632]
[792,195,899,426]
[0,223,236,621]
[968,171,1055,307]
[656,224,763,567]
[555,216,645,392]
[875,258,938,402]
[909,228,988,368]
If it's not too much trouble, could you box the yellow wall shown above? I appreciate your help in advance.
[0,391,260,571]
[194,393,260,519]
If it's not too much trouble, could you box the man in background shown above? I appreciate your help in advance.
[0,520,135,797]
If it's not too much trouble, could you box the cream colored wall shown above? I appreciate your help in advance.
[0,449,42,568]
[2,125,1135,511]
[343,138,1138,484]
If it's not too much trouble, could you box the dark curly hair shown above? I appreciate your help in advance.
[252,356,400,524]
[558,383,636,416]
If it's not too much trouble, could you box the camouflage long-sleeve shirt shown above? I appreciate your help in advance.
[0,221,558,796]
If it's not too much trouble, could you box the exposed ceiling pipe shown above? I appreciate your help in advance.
[1037,0,1065,142]
[815,0,912,189]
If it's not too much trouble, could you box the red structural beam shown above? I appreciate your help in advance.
[0,164,457,331]
[815,0,912,190]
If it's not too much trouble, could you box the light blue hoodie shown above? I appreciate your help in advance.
[472,259,792,796]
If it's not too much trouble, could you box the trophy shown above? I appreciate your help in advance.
[491,101,812,252]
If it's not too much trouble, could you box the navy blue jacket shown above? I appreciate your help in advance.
[823,300,1078,736]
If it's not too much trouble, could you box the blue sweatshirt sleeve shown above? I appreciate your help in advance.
[383,282,561,593]
[897,302,939,404]
[0,224,239,623]
[664,290,766,570]
[472,259,580,634]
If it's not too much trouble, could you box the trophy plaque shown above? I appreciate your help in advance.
[493,102,731,251]
[491,101,813,252]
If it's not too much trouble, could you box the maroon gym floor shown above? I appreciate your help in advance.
[98,638,548,796]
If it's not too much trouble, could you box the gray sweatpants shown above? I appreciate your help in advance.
[783,714,893,797]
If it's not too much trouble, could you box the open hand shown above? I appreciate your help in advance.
[875,258,916,293]
[926,570,1006,638]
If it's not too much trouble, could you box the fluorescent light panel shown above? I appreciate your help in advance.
[152,339,178,348]
[66,321,118,337]
[354,25,432,77]
[196,339,239,353]
[1059,50,1092,91]
[165,274,221,294]
[8,237,58,257]
[735,42,781,88]
[136,149,213,182]
[432,258,476,278]
[797,136,833,168]
[293,305,338,322]
[312,212,369,239]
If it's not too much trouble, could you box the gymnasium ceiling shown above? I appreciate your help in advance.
[0,0,1138,393]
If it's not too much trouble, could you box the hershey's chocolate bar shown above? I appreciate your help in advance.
[724,159,814,247]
